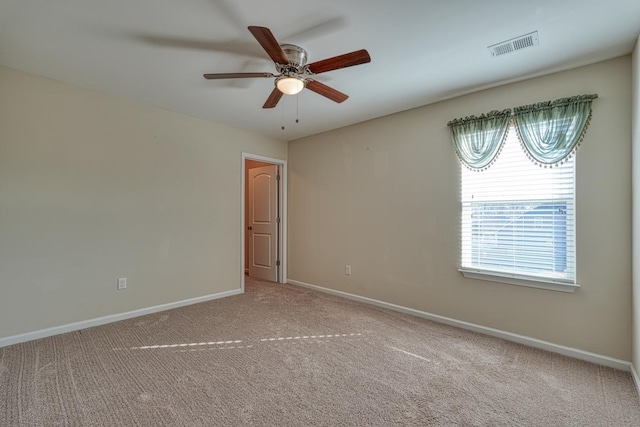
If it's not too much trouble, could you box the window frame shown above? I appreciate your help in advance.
[458,124,580,293]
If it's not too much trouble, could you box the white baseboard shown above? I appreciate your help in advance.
[288,279,631,372]
[632,364,640,399]
[0,288,243,348]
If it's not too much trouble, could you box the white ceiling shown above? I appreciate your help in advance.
[1,0,639,141]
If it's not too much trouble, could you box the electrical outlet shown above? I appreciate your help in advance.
[345,265,351,275]
[118,277,127,290]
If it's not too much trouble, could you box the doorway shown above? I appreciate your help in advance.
[241,153,287,292]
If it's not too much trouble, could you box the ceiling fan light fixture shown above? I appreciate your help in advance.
[276,76,305,95]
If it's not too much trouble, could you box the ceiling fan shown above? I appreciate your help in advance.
[203,26,371,108]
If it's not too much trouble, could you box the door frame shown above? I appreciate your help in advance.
[241,152,287,292]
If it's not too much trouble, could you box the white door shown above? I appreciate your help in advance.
[248,164,279,281]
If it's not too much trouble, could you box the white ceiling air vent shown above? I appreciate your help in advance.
[488,31,539,57]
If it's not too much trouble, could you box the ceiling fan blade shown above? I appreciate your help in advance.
[307,49,371,74]
[204,72,275,80]
[133,34,264,58]
[263,88,284,108]
[305,80,348,103]
[248,26,290,65]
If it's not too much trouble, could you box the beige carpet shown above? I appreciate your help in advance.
[1,277,639,426]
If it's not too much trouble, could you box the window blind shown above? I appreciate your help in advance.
[460,125,575,283]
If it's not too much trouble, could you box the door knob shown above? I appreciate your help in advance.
[248,226,253,230]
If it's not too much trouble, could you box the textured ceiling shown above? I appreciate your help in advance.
[1,0,639,140]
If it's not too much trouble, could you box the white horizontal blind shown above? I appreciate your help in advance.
[460,125,575,283]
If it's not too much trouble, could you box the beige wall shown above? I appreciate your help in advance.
[632,36,640,370]
[0,65,287,339]
[288,56,632,360]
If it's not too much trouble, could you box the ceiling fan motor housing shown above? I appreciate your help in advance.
[277,44,308,74]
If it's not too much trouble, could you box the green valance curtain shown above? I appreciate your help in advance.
[447,109,512,171]
[513,94,598,166]
[447,94,597,170]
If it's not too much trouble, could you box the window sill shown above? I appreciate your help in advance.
[458,269,580,293]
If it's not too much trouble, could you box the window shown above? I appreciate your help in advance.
[460,124,576,291]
